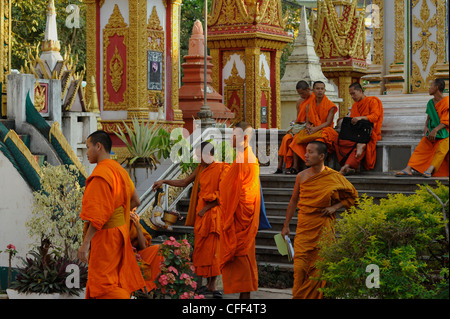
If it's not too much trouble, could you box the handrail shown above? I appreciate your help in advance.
[136,126,232,216]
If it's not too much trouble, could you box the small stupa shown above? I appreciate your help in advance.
[178,20,234,133]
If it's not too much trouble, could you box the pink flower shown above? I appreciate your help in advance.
[182,239,189,246]
[167,266,178,275]
[167,273,176,283]
[174,249,181,256]
[180,292,190,299]
[180,273,190,280]
[163,240,173,246]
[169,236,176,242]
[7,244,15,250]
[158,274,169,286]
[194,294,205,299]
[190,281,197,289]
[173,241,181,248]
[190,265,196,272]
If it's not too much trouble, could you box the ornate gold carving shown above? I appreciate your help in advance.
[110,46,124,93]
[85,0,97,107]
[412,0,437,71]
[103,4,129,111]
[394,0,405,64]
[371,0,384,66]
[0,0,11,84]
[171,0,183,121]
[34,81,46,112]
[435,0,447,63]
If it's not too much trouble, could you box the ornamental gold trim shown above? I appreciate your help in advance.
[4,129,42,176]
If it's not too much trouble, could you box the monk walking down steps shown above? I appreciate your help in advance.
[281,141,358,299]
[78,130,146,299]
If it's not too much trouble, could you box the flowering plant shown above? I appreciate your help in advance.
[1,244,18,289]
[155,236,204,299]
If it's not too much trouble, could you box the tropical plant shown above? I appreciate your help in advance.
[114,117,173,179]
[10,237,87,296]
[154,236,204,299]
[316,183,449,299]
[27,164,84,260]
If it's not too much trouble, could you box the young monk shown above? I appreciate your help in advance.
[281,141,358,299]
[78,130,146,299]
[335,82,383,175]
[219,121,261,299]
[276,81,314,174]
[396,79,449,177]
[129,208,163,292]
[152,142,229,297]
[289,81,338,174]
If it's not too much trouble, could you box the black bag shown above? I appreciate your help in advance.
[338,117,374,144]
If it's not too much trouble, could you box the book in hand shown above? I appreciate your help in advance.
[274,233,295,262]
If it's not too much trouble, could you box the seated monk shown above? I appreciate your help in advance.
[334,82,383,175]
[219,122,261,299]
[275,81,314,174]
[396,79,449,177]
[129,208,163,292]
[288,81,338,174]
[281,141,358,299]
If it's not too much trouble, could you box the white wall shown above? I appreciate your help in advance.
[0,153,36,268]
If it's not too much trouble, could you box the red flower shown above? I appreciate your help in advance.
[7,244,15,250]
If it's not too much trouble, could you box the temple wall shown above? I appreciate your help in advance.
[0,152,35,269]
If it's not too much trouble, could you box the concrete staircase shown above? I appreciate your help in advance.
[158,171,448,269]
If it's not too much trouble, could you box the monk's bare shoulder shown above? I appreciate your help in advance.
[297,168,312,184]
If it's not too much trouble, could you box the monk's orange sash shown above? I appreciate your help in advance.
[83,206,126,239]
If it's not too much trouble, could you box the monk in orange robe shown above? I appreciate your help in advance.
[152,142,228,296]
[78,131,146,299]
[396,79,449,177]
[219,122,261,299]
[334,82,383,175]
[129,209,163,292]
[276,81,314,173]
[289,81,338,173]
[282,141,358,299]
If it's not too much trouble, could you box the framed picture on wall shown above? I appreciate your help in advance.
[147,51,163,90]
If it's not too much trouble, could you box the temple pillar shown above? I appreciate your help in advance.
[1,0,11,118]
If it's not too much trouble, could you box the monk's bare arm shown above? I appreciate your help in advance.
[152,165,198,190]
[310,108,336,133]
[130,189,141,210]
[78,223,97,264]
[281,174,301,237]
[321,201,345,217]
[130,210,147,250]
[198,200,218,217]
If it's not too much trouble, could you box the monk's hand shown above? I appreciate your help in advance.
[427,128,437,142]
[281,223,290,237]
[78,242,90,264]
[351,117,362,125]
[152,180,164,191]
[130,209,140,226]
[321,206,337,217]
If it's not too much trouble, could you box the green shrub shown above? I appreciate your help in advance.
[316,183,449,299]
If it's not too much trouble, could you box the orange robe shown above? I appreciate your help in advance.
[219,147,261,294]
[80,159,145,299]
[408,96,449,176]
[290,95,338,161]
[193,162,230,278]
[335,96,383,171]
[278,94,314,169]
[129,223,162,291]
[293,167,358,299]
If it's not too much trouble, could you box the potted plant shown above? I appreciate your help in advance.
[114,117,173,181]
[7,164,87,299]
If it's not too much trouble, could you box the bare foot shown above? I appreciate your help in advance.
[355,143,366,158]
[340,164,350,175]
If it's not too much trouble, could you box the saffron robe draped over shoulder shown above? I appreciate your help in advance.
[408,96,449,176]
[278,94,314,169]
[193,162,230,278]
[290,95,338,161]
[219,147,261,294]
[80,159,145,299]
[129,222,162,291]
[293,167,358,299]
[335,96,383,170]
